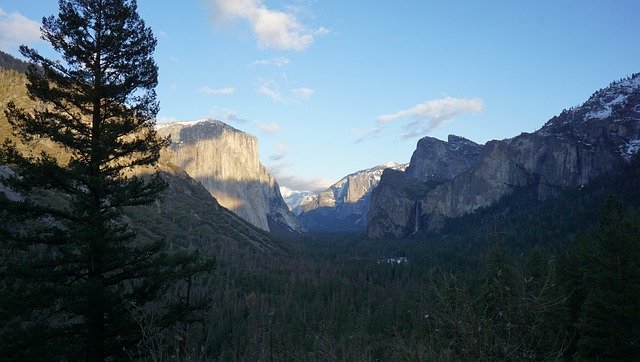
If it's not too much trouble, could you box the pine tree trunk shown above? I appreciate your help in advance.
[86,249,105,362]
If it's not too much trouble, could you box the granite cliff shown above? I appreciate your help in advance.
[367,74,640,237]
[367,136,482,237]
[0,58,279,250]
[156,120,302,233]
[297,162,407,232]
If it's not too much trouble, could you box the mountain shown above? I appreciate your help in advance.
[367,74,640,238]
[0,51,30,73]
[0,58,280,251]
[125,165,279,253]
[156,120,303,234]
[280,186,314,213]
[297,162,407,232]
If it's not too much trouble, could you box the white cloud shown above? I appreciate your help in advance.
[290,87,314,101]
[377,96,483,140]
[267,162,334,192]
[378,97,483,124]
[199,86,236,95]
[258,122,281,134]
[250,56,290,67]
[256,84,283,101]
[0,8,40,52]
[256,79,314,103]
[211,107,247,123]
[269,142,289,161]
[207,0,326,51]
[315,27,330,36]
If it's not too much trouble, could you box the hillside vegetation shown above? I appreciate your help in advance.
[0,68,29,144]
[2,59,639,359]
[0,66,278,255]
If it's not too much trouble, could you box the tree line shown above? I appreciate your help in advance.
[1,0,639,360]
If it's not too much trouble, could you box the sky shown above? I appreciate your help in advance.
[1,0,640,192]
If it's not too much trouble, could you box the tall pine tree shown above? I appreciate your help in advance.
[0,0,213,360]
[564,196,640,359]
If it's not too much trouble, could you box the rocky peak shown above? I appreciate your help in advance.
[296,162,407,232]
[300,162,408,213]
[156,119,302,233]
[539,74,640,138]
[160,119,245,144]
[367,73,640,238]
[405,135,483,182]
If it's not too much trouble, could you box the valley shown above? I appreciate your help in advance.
[1,7,640,357]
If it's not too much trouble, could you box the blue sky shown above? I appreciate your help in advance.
[1,0,639,191]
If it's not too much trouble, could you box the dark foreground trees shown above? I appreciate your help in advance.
[0,0,212,360]
[564,196,640,359]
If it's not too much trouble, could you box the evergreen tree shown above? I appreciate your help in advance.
[0,0,213,360]
[569,196,640,359]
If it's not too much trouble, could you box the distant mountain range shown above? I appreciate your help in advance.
[280,186,314,214]
[367,73,640,237]
[290,162,407,232]
[3,50,638,242]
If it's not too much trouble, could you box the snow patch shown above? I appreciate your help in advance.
[584,76,640,121]
[280,186,314,213]
[155,118,227,130]
[620,139,640,162]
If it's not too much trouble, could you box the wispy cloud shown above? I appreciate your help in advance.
[256,79,314,103]
[206,0,326,51]
[0,8,40,52]
[377,96,483,140]
[199,86,236,95]
[257,83,284,101]
[258,122,282,134]
[351,126,383,144]
[290,87,314,101]
[269,142,289,161]
[210,107,248,123]
[250,56,290,67]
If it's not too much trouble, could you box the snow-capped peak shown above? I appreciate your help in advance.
[298,162,408,213]
[279,186,314,213]
[539,73,640,133]
[620,139,640,162]
[583,74,639,121]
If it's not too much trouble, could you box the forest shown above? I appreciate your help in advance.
[158,160,640,360]
[1,0,639,360]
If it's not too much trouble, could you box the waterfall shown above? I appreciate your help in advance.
[411,201,420,235]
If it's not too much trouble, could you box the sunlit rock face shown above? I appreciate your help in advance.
[367,74,640,238]
[297,162,407,232]
[157,119,301,233]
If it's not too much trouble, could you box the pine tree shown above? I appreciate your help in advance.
[0,0,213,360]
[570,196,640,359]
